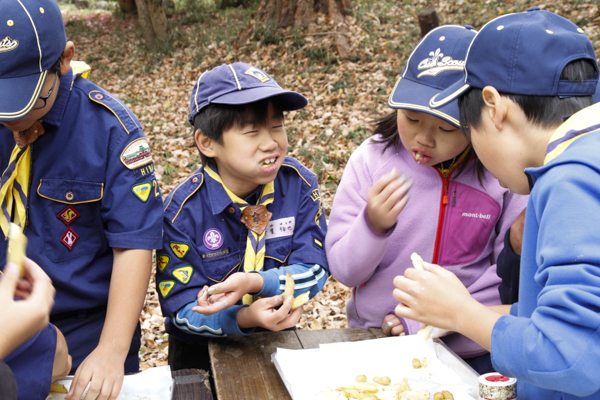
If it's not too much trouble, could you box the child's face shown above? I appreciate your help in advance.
[0,71,60,133]
[397,109,469,166]
[210,101,288,198]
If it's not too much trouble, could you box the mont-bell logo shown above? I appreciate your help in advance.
[417,48,464,78]
[0,37,18,53]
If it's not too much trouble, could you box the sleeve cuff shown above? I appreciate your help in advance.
[220,305,256,336]
[253,270,280,298]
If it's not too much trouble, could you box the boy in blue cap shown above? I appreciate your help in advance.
[393,8,600,399]
[157,62,329,370]
[0,1,163,399]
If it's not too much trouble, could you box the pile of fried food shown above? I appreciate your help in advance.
[313,373,455,400]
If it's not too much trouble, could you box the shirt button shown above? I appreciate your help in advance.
[65,191,74,201]
[228,207,235,214]
[192,177,199,184]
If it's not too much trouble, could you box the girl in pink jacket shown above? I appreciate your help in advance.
[325,25,528,374]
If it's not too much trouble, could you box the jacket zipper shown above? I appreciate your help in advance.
[432,165,459,264]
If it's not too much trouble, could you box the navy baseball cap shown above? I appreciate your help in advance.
[188,62,308,125]
[0,0,67,121]
[388,25,476,128]
[430,8,599,109]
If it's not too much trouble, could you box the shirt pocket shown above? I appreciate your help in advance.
[37,179,106,262]
[203,250,242,284]
[437,182,501,266]
[264,236,292,269]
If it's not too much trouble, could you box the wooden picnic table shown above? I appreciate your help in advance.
[207,327,387,400]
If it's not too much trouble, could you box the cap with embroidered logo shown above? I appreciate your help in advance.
[0,0,67,121]
[188,62,308,125]
[387,25,476,128]
[429,7,599,109]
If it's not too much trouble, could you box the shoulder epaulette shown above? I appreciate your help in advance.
[281,157,314,188]
[164,170,205,224]
[88,89,141,135]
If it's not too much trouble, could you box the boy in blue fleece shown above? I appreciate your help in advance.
[393,8,600,399]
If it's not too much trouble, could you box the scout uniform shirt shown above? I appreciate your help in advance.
[0,69,163,369]
[158,157,329,341]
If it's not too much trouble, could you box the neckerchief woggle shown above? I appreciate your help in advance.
[204,164,274,305]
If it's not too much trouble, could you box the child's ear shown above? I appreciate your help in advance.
[60,42,75,75]
[195,129,217,158]
[481,86,508,131]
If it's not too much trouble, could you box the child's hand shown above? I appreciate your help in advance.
[392,261,474,333]
[381,314,405,336]
[237,295,303,331]
[366,168,413,235]
[192,272,264,316]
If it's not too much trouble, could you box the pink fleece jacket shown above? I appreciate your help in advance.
[325,136,528,357]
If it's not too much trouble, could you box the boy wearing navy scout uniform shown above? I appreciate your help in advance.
[0,1,163,399]
[158,62,329,369]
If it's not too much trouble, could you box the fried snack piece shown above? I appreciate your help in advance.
[442,390,454,399]
[291,291,310,310]
[356,375,367,383]
[412,358,422,369]
[373,376,391,386]
[283,273,295,302]
[410,252,424,270]
[50,382,68,393]
[399,390,430,400]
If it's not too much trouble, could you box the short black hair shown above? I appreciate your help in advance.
[193,98,282,166]
[48,55,63,77]
[459,59,596,140]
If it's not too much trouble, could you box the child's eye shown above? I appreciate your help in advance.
[244,130,259,135]
[440,127,458,133]
[272,125,284,129]
[406,116,418,123]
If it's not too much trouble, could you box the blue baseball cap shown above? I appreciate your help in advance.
[430,7,599,109]
[0,0,67,121]
[188,62,308,125]
[388,25,476,128]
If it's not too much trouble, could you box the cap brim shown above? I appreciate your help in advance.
[211,87,308,112]
[428,77,471,110]
[388,76,461,127]
[0,71,47,121]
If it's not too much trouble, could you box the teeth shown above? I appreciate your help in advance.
[261,157,276,167]
[415,152,423,160]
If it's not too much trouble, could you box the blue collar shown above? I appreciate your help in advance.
[205,168,263,215]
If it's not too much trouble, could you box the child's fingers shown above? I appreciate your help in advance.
[0,263,20,301]
[207,284,225,295]
[371,169,402,195]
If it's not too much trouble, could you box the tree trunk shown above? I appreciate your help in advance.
[117,0,136,13]
[147,0,169,41]
[243,0,353,59]
[135,0,157,50]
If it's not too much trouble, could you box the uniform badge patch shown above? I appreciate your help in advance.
[57,205,80,226]
[131,182,152,202]
[170,242,190,259]
[157,254,170,272]
[133,163,155,181]
[172,266,193,285]
[60,227,79,250]
[203,228,223,250]
[245,67,269,83]
[158,281,176,298]
[120,138,152,170]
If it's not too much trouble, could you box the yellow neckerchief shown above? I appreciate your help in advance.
[435,146,472,178]
[204,165,274,305]
[0,145,31,239]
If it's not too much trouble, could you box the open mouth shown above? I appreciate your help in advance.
[413,151,431,164]
[260,156,278,168]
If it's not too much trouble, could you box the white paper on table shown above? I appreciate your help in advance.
[47,365,174,400]
[274,336,475,400]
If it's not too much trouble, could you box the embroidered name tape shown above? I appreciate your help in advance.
[265,216,295,240]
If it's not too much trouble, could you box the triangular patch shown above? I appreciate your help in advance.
[170,242,190,258]
[158,281,176,298]
[132,182,152,202]
[173,266,193,285]
[157,254,170,272]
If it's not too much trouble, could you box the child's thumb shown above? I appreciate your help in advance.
[421,261,438,272]
[0,263,20,295]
